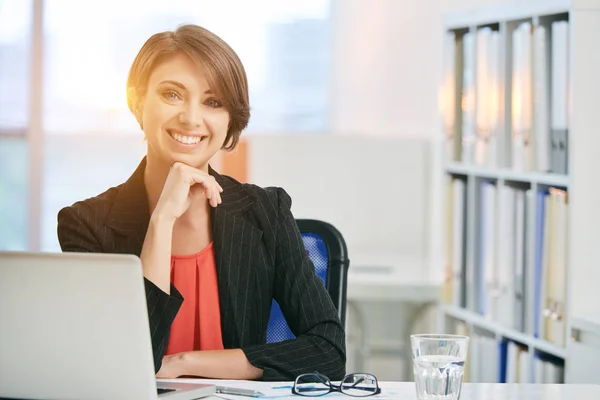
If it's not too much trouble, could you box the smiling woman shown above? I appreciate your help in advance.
[125,24,248,171]
[39,0,332,250]
[56,24,346,382]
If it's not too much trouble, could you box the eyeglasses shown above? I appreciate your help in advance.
[292,372,381,397]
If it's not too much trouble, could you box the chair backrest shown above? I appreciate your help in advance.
[266,219,350,343]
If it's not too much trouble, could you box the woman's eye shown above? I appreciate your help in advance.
[206,98,222,108]
[162,90,181,101]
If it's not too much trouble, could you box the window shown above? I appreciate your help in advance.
[0,0,31,131]
[0,0,31,251]
[0,138,28,250]
[43,0,331,134]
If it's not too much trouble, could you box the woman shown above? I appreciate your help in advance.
[57,24,346,381]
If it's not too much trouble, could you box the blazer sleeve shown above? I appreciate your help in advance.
[56,205,183,373]
[241,188,347,381]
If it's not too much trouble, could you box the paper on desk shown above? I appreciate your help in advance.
[157,379,296,399]
[156,379,413,399]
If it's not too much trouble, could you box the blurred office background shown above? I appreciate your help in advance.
[0,0,539,381]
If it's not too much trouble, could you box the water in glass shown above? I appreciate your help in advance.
[411,334,469,400]
[413,354,465,400]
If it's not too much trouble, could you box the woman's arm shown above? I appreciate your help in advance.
[140,213,175,294]
[157,349,263,379]
[143,162,221,292]
[244,188,346,380]
[57,205,183,374]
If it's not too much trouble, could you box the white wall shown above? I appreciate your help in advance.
[330,0,442,137]
[330,0,516,137]
[248,134,432,272]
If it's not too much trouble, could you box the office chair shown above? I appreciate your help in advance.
[266,219,350,343]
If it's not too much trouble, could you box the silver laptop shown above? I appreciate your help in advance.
[0,251,216,400]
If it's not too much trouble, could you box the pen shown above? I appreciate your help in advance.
[216,386,265,397]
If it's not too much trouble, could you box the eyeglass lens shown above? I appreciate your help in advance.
[295,373,332,396]
[341,374,379,397]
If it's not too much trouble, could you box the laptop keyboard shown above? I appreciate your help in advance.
[158,388,177,394]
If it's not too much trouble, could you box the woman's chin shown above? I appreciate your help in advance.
[165,152,211,170]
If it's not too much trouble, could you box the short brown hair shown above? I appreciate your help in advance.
[127,24,250,150]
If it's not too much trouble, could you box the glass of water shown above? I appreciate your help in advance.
[410,334,469,400]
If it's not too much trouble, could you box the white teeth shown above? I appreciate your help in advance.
[171,132,201,144]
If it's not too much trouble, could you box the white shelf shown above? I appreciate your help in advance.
[439,0,600,385]
[571,316,600,337]
[442,0,591,29]
[441,304,567,359]
[445,162,570,187]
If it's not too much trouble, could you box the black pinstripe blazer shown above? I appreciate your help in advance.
[57,158,346,381]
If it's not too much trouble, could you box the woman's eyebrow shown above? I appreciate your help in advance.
[158,80,187,90]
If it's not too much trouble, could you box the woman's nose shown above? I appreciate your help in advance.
[178,104,202,128]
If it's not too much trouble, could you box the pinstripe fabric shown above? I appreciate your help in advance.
[56,157,346,381]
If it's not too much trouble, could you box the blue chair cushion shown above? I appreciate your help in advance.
[266,232,329,343]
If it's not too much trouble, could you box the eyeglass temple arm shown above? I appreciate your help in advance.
[343,378,365,390]
[341,377,381,393]
[312,373,332,387]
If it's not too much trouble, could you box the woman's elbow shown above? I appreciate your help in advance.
[313,335,347,380]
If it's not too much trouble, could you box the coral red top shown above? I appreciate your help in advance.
[165,242,224,354]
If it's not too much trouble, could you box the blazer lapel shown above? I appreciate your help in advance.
[209,167,263,348]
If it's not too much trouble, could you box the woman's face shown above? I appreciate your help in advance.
[138,53,230,171]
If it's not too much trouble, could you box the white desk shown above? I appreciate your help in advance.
[347,268,440,303]
[457,383,600,399]
[346,253,440,304]
[160,379,600,399]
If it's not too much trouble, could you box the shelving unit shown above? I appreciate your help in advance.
[438,0,600,384]
[445,162,570,187]
[441,304,566,359]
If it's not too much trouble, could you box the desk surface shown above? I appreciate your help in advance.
[347,271,441,302]
[159,379,600,399]
[347,254,441,303]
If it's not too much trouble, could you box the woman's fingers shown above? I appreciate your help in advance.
[187,169,222,207]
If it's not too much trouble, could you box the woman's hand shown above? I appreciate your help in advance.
[153,162,223,222]
[140,162,222,293]
[156,353,187,379]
